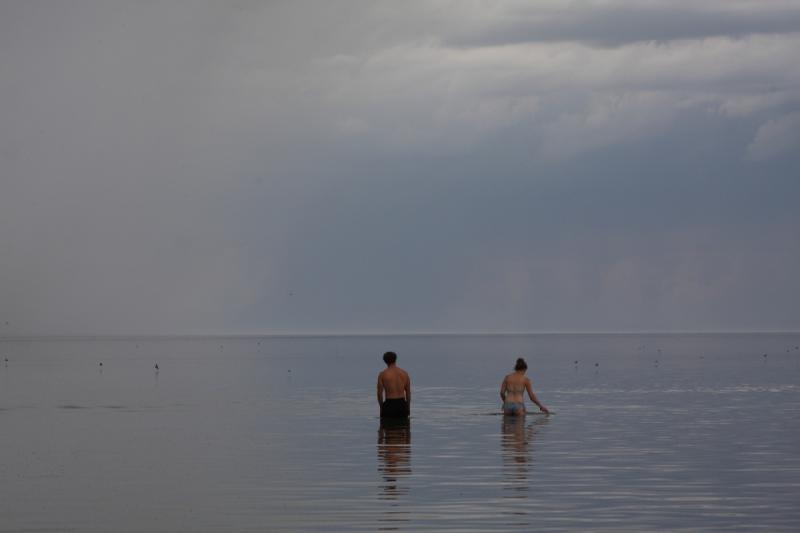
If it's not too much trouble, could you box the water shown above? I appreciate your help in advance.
[1,333,799,532]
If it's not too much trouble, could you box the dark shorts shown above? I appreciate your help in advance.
[381,398,409,418]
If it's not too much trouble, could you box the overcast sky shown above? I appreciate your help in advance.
[1,1,799,336]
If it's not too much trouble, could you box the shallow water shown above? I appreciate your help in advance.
[1,333,799,532]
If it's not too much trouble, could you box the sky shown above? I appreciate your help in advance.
[1,0,799,336]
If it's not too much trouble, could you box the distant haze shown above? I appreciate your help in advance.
[1,1,799,336]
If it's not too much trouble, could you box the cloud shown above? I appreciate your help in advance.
[303,32,800,158]
[439,0,800,48]
[746,112,800,160]
[1,1,799,335]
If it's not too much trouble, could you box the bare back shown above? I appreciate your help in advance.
[500,369,549,415]
[501,372,530,403]
[378,366,410,401]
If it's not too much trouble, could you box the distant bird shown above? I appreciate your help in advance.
[154,363,159,371]
[99,362,103,366]
[594,363,599,367]
[574,360,578,365]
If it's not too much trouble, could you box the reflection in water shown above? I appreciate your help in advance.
[377,419,411,530]
[500,415,547,496]
[499,415,548,529]
[377,419,411,499]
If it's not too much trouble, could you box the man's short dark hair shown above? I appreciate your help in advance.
[383,351,397,365]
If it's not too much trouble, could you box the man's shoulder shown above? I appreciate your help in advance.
[381,366,410,380]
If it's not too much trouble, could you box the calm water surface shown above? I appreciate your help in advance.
[1,334,799,532]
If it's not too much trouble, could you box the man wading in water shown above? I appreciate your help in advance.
[377,351,411,418]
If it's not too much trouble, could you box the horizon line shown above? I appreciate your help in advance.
[1,330,799,341]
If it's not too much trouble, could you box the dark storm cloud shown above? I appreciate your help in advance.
[1,1,798,335]
[443,1,800,48]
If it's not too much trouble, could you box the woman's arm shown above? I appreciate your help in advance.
[526,379,550,414]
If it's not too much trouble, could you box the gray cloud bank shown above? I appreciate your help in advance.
[443,0,800,47]
[1,1,798,335]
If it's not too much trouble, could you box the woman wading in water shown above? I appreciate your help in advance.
[500,358,550,416]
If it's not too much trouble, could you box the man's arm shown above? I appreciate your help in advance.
[404,373,411,406]
[526,379,550,414]
[499,377,507,402]
[377,374,384,405]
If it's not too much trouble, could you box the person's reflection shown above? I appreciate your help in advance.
[377,418,411,500]
[501,415,547,496]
